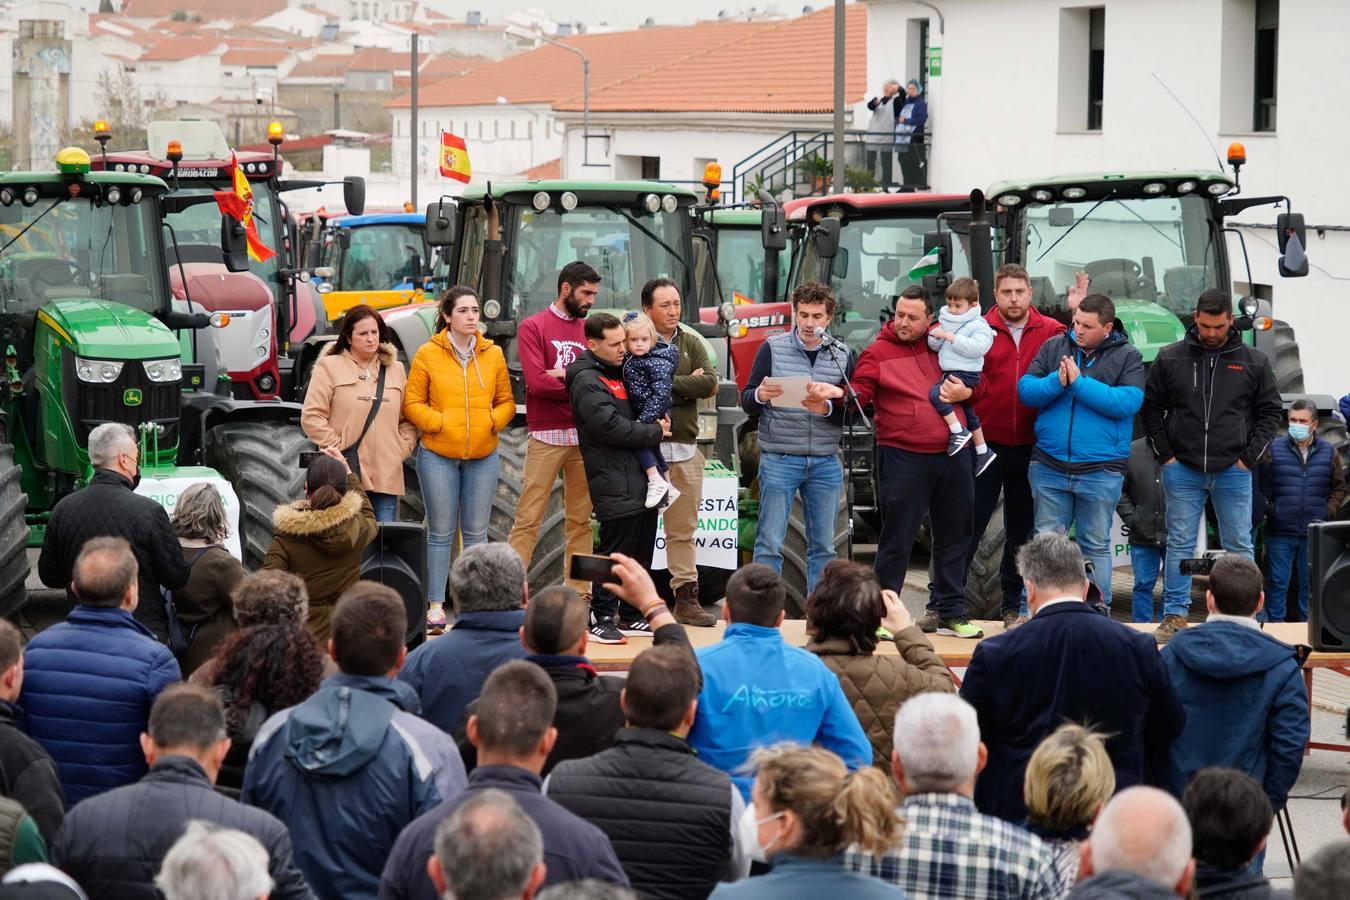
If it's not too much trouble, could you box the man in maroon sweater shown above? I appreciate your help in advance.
[507,261,600,596]
[967,264,1067,629]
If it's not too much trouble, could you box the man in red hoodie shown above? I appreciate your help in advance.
[506,261,600,596]
[967,264,1067,630]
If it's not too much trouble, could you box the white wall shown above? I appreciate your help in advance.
[389,102,562,183]
[864,0,1350,396]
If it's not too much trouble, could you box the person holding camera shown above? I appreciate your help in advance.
[262,447,377,642]
[302,304,417,523]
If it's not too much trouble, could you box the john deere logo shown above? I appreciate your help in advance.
[123,389,143,407]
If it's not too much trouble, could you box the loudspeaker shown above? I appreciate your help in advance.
[360,522,427,647]
[1307,521,1350,650]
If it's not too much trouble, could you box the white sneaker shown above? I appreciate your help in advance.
[644,478,670,508]
[662,480,681,505]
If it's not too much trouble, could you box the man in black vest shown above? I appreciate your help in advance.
[546,557,747,898]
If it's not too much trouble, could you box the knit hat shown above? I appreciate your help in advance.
[231,570,310,627]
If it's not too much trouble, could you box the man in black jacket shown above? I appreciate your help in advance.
[1118,437,1168,623]
[37,422,188,642]
[1141,290,1283,643]
[50,684,313,900]
[566,312,669,644]
[0,620,63,844]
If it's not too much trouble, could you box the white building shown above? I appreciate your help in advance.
[863,0,1350,395]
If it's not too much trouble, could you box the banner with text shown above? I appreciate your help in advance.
[136,470,243,561]
[652,473,738,571]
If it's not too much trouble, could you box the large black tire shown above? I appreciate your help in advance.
[781,490,848,616]
[965,497,1006,620]
[206,421,312,570]
[0,441,29,617]
[1271,320,1304,393]
[495,427,569,593]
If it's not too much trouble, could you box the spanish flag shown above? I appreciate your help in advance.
[213,152,275,263]
[439,131,471,183]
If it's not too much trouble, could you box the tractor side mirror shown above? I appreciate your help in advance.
[221,217,248,273]
[343,176,366,216]
[425,202,457,247]
[760,202,787,252]
[1277,212,1308,278]
[812,217,840,260]
[923,230,953,275]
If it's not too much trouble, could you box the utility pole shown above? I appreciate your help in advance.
[333,91,340,130]
[831,0,845,195]
[410,33,419,208]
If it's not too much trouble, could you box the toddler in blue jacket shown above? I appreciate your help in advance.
[622,313,681,509]
[927,277,996,473]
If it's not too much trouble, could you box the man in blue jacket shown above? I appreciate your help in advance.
[243,583,466,900]
[22,537,180,807]
[687,563,870,798]
[1018,294,1145,609]
[1162,555,1308,829]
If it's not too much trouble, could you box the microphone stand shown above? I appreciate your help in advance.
[820,333,870,561]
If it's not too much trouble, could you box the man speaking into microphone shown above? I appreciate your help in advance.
[740,281,853,595]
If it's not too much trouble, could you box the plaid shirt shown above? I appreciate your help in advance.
[845,793,1060,900]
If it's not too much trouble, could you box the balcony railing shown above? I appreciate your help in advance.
[730,130,930,205]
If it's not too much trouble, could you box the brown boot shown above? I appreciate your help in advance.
[673,583,717,627]
[1154,614,1188,644]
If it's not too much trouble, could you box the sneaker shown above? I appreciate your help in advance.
[644,478,670,509]
[1154,614,1188,645]
[663,480,682,505]
[589,621,628,645]
[426,603,446,636]
[974,448,998,477]
[916,610,940,634]
[618,618,653,637]
[1001,611,1027,631]
[939,618,985,639]
[947,429,973,456]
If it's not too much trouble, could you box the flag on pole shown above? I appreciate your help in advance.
[439,131,471,183]
[908,248,940,281]
[213,152,275,263]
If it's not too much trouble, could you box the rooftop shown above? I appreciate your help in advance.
[119,0,289,20]
[138,36,225,62]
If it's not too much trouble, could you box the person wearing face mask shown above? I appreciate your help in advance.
[38,422,189,643]
[403,286,514,634]
[1257,399,1347,623]
[302,304,418,524]
[712,744,902,899]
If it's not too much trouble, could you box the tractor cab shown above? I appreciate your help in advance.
[315,212,441,321]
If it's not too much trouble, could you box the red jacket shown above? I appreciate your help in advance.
[971,306,1066,446]
[517,305,586,432]
[852,321,986,454]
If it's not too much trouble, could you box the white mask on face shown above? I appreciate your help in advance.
[738,804,786,864]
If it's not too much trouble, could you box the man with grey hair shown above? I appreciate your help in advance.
[1292,841,1350,900]
[398,543,529,733]
[38,421,188,642]
[427,790,546,900]
[961,533,1185,824]
[865,78,903,185]
[156,822,274,900]
[1069,786,1194,898]
[847,693,1058,897]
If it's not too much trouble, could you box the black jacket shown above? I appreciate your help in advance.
[566,350,664,521]
[959,601,1186,824]
[547,728,736,900]
[1193,862,1291,899]
[1142,328,1283,472]
[50,755,314,900]
[1068,869,1185,899]
[0,700,63,844]
[37,469,189,641]
[1117,437,1168,546]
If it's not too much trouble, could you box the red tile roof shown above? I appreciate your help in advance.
[138,36,225,62]
[221,48,292,67]
[520,158,561,180]
[120,0,289,19]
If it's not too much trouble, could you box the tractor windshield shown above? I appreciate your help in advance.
[507,206,690,315]
[324,224,427,291]
[717,227,786,305]
[163,182,282,289]
[0,194,167,315]
[1019,194,1221,319]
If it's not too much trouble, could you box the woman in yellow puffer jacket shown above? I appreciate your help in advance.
[403,286,514,632]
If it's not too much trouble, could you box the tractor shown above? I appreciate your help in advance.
[0,147,318,611]
[308,212,447,323]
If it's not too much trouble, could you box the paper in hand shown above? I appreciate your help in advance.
[762,376,812,410]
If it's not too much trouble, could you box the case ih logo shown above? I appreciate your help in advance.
[729,313,787,329]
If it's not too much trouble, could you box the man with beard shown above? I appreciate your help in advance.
[508,261,600,597]
[1141,289,1282,644]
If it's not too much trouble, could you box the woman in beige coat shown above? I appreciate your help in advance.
[302,304,417,521]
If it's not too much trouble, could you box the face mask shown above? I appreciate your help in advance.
[1288,423,1312,442]
[738,804,785,864]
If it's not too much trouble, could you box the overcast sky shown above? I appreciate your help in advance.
[478,1,817,30]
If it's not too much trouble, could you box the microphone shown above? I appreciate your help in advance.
[813,326,836,345]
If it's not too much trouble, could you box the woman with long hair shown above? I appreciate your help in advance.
[403,286,513,634]
[302,304,417,522]
[168,482,245,675]
[711,744,903,898]
[262,447,376,642]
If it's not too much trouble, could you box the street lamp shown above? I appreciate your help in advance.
[506,25,591,164]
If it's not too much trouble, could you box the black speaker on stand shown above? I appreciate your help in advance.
[360,522,427,649]
[1307,520,1350,650]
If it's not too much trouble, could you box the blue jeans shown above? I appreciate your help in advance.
[1130,544,1166,622]
[1161,462,1255,619]
[1028,462,1124,609]
[368,492,398,523]
[1264,533,1309,623]
[417,445,500,603]
[754,451,842,595]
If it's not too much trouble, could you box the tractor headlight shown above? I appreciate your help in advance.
[661,194,678,214]
[141,358,182,382]
[75,357,124,383]
[105,187,122,205]
[482,298,501,319]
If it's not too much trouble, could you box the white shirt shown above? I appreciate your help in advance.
[1032,597,1083,616]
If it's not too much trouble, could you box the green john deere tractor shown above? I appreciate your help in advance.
[0,147,313,612]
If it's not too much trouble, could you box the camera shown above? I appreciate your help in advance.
[1179,550,1227,576]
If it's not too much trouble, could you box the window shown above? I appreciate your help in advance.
[640,156,660,179]
[1056,6,1104,132]
[1254,0,1278,131]
[1087,8,1105,130]
[1220,0,1279,133]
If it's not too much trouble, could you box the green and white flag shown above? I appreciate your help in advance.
[908,248,941,281]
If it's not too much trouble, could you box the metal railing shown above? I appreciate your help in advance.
[730,130,930,204]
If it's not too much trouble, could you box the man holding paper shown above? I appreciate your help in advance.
[740,281,853,595]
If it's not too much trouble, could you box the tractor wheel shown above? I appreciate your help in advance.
[781,490,848,616]
[1271,320,1304,394]
[964,498,1006,620]
[494,426,569,593]
[206,421,312,570]
[0,441,29,618]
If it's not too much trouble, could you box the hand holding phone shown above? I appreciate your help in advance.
[569,554,617,583]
